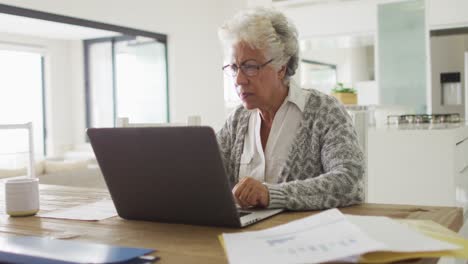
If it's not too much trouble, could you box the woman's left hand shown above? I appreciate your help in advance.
[232,177,269,208]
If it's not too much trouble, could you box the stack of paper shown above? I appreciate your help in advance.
[360,218,468,263]
[220,209,467,264]
[38,199,118,221]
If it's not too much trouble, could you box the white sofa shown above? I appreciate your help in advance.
[0,156,106,189]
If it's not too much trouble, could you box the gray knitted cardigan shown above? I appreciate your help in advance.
[216,89,364,211]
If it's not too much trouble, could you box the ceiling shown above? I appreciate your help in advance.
[0,13,119,40]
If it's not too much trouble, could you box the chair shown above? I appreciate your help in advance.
[116,115,202,128]
[0,122,36,179]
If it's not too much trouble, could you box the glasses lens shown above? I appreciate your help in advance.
[223,64,238,77]
[241,65,259,77]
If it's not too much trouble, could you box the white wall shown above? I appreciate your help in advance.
[247,0,273,7]
[280,0,377,38]
[428,0,468,30]
[0,0,248,152]
[278,0,468,38]
[69,41,85,148]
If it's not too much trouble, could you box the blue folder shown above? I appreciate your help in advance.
[0,235,156,264]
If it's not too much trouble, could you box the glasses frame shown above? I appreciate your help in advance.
[222,58,274,77]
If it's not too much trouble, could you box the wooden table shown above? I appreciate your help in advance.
[0,184,463,263]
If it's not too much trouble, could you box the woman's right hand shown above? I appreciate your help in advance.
[232,177,269,208]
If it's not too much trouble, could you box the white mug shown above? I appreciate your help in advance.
[5,178,40,216]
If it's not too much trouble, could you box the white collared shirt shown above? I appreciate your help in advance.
[238,82,308,184]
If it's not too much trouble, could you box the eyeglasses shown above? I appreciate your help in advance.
[222,59,274,77]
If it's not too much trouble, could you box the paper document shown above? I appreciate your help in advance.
[222,209,386,264]
[360,219,468,263]
[39,199,117,221]
[221,209,462,264]
[346,214,460,252]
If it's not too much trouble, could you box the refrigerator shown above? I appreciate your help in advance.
[430,34,467,119]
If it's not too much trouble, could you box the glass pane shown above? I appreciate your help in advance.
[115,39,168,123]
[89,41,114,127]
[300,62,337,94]
[378,0,427,113]
[0,49,44,168]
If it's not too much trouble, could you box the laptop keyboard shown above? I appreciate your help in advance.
[238,211,252,217]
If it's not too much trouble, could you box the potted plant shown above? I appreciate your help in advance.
[331,82,357,105]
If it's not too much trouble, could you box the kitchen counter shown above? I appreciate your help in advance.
[372,121,468,130]
[369,121,468,143]
[367,122,468,216]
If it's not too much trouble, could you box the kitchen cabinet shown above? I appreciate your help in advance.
[367,123,468,216]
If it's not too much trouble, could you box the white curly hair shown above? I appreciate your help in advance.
[218,7,299,85]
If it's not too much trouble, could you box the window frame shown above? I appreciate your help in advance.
[0,2,170,138]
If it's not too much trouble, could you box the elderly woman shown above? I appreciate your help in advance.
[216,8,364,211]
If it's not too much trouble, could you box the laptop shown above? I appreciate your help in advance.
[87,126,283,228]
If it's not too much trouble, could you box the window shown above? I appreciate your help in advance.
[0,49,45,168]
[300,59,337,95]
[85,36,168,128]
